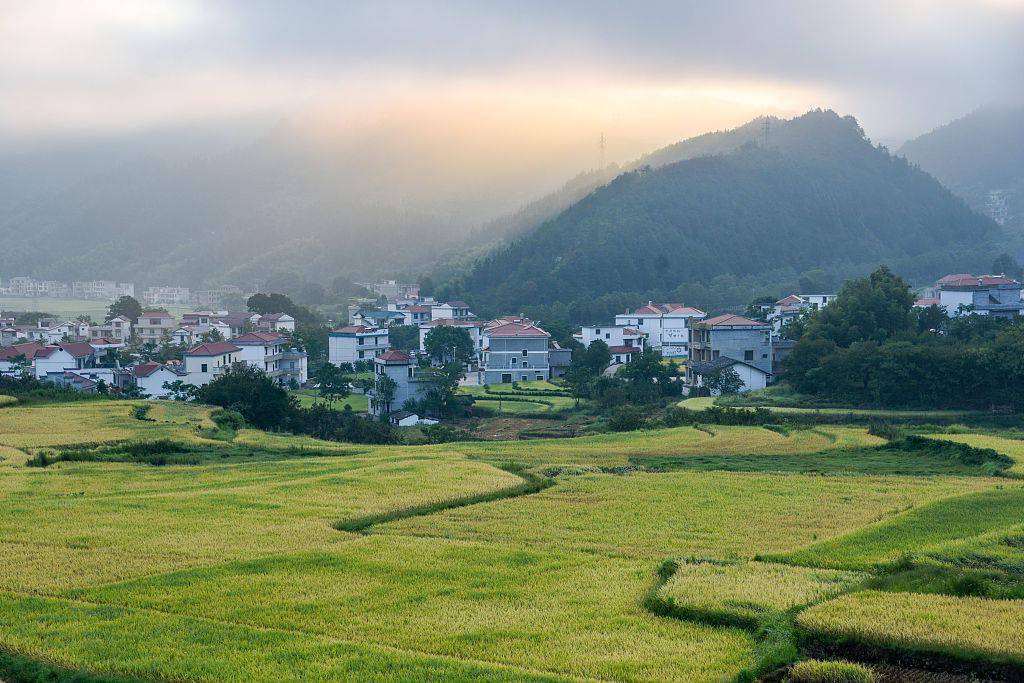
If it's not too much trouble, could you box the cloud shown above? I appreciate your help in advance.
[0,0,1020,145]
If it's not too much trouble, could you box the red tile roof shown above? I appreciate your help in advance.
[422,318,480,328]
[444,300,470,308]
[258,312,291,321]
[132,362,162,378]
[407,305,431,313]
[914,297,940,307]
[0,342,45,361]
[630,303,704,316]
[775,294,804,305]
[376,350,412,363]
[186,342,242,356]
[700,314,767,328]
[231,332,285,344]
[140,310,173,318]
[59,342,96,358]
[484,322,550,338]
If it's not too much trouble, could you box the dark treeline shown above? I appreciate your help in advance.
[785,266,1024,410]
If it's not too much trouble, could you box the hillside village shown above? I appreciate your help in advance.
[2,270,1022,427]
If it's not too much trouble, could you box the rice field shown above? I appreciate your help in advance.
[0,398,1022,680]
[657,560,865,624]
[0,296,190,321]
[925,432,1024,476]
[797,590,1024,667]
[0,395,16,408]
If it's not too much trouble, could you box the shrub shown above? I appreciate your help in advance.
[211,408,246,431]
[420,424,476,444]
[789,660,874,683]
[608,405,647,432]
[132,405,155,421]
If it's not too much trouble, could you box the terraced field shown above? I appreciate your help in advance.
[1,398,1023,681]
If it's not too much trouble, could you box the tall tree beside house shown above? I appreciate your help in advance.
[387,324,420,352]
[194,364,296,429]
[315,363,351,406]
[423,326,474,365]
[247,292,321,326]
[373,374,398,415]
[705,367,744,395]
[106,295,142,323]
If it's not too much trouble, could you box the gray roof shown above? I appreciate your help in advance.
[688,357,767,376]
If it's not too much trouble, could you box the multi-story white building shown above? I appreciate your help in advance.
[6,277,70,298]
[389,303,433,326]
[182,342,242,386]
[256,313,296,333]
[431,301,473,321]
[930,274,1024,318]
[767,294,837,333]
[573,325,647,350]
[328,326,389,366]
[90,315,133,342]
[71,281,135,300]
[135,311,177,346]
[143,286,191,306]
[231,331,307,385]
[614,303,705,357]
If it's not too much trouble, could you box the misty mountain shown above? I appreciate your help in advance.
[443,110,1000,321]
[899,104,1024,239]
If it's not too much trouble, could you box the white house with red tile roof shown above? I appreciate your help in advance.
[328,325,389,366]
[390,303,432,326]
[132,362,186,398]
[90,315,132,342]
[614,303,705,357]
[231,331,308,385]
[0,342,46,376]
[935,273,1024,318]
[482,322,551,384]
[182,341,242,386]
[32,342,97,379]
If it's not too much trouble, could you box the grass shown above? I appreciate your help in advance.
[656,560,864,626]
[0,296,191,321]
[768,486,1024,571]
[70,536,758,682]
[797,590,1024,668]
[458,383,578,410]
[925,432,1024,476]
[380,470,993,560]
[0,395,16,408]
[471,397,554,413]
[290,389,369,412]
[679,394,981,419]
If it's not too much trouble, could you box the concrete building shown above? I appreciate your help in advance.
[418,319,485,361]
[687,357,770,395]
[328,326,389,366]
[90,315,132,342]
[934,274,1024,318]
[768,294,836,333]
[431,301,473,321]
[352,309,406,328]
[182,342,242,386]
[614,303,705,357]
[143,286,190,306]
[71,281,135,301]
[573,325,647,351]
[482,322,550,384]
[368,350,432,416]
[687,314,772,392]
[231,331,308,386]
[132,363,186,398]
[256,313,296,333]
[32,342,97,379]
[135,311,177,346]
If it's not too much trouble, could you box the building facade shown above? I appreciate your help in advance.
[614,303,705,357]
[687,314,772,380]
[328,326,390,366]
[368,350,432,416]
[482,322,550,384]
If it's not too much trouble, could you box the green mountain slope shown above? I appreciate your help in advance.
[444,111,1000,319]
[900,104,1024,238]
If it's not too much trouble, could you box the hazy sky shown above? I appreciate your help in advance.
[2,0,1022,167]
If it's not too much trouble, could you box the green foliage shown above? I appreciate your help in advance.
[106,295,142,323]
[246,292,321,326]
[789,659,875,683]
[423,325,474,364]
[607,405,647,432]
[386,323,420,352]
[706,366,744,395]
[443,111,997,322]
[314,363,351,405]
[194,364,296,429]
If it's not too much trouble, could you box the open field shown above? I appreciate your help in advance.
[926,432,1024,476]
[1,398,1023,680]
[458,383,578,411]
[0,296,191,321]
[290,389,369,412]
[678,396,982,419]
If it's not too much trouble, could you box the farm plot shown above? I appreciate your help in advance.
[925,432,1024,476]
[797,590,1024,668]
[0,451,522,593]
[71,535,758,682]
[380,470,993,559]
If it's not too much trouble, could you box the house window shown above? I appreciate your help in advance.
[522,349,528,357]
[358,338,364,345]
[521,374,527,381]
[502,373,512,383]
[408,367,413,378]
[744,350,754,361]
[605,333,610,339]
[201,363,208,373]
[358,350,365,359]
[712,350,720,359]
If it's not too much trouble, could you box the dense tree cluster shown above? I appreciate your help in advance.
[785,266,1024,410]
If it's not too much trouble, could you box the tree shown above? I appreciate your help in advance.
[744,295,776,322]
[107,296,142,323]
[804,265,915,348]
[315,363,351,405]
[423,325,474,365]
[372,374,398,415]
[416,362,464,417]
[992,253,1024,280]
[418,275,435,297]
[162,379,196,401]
[194,364,296,429]
[7,354,32,377]
[705,366,744,395]
[387,323,420,352]
[247,292,321,326]
[200,329,224,343]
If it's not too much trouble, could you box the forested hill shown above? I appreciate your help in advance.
[900,104,1024,237]
[442,110,1000,321]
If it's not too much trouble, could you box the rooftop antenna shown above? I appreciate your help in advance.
[599,132,606,170]
[761,117,770,147]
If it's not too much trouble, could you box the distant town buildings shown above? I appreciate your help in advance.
[915,273,1024,318]
[614,303,705,357]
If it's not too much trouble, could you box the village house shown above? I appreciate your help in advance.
[686,314,772,393]
[767,293,837,333]
[548,343,573,378]
[182,342,242,386]
[212,312,260,337]
[390,303,432,326]
[482,321,551,384]
[328,325,389,366]
[230,331,308,386]
[0,342,46,376]
[71,280,135,300]
[135,310,177,346]
[33,342,97,379]
[926,273,1024,318]
[431,300,473,321]
[131,362,185,398]
[574,325,647,350]
[368,350,433,417]
[143,286,190,306]
[90,315,132,342]
[256,313,296,333]
[614,303,705,357]
[687,356,771,395]
[351,309,406,328]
